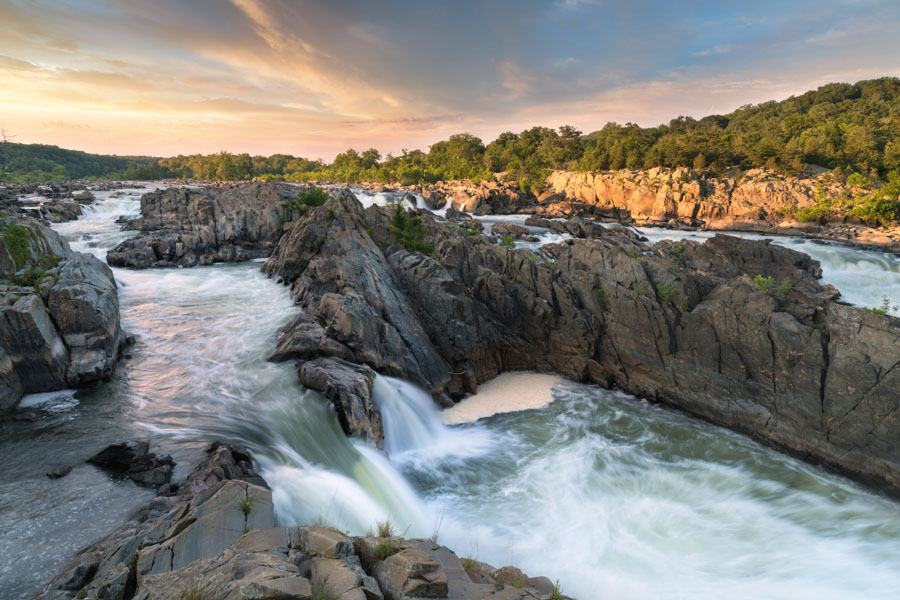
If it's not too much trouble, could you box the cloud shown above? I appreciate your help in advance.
[692,45,734,57]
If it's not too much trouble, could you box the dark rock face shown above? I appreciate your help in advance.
[107,182,294,268]
[263,190,900,492]
[0,216,124,410]
[88,441,175,487]
[298,357,384,446]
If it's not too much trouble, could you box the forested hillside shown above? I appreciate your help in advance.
[2,78,897,188]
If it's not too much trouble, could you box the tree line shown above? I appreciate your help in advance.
[2,77,898,188]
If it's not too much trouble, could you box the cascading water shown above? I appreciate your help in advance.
[2,188,899,599]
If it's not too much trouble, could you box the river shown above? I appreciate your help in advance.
[1,188,899,599]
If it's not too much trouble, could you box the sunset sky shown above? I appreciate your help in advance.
[1,0,898,160]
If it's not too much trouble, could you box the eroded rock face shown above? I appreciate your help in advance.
[545,168,900,250]
[107,182,295,268]
[0,216,124,409]
[263,191,900,492]
[420,180,535,214]
[87,441,175,488]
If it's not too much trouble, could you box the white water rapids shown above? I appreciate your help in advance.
[0,187,898,599]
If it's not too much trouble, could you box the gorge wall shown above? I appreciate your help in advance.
[262,189,900,493]
[544,168,900,249]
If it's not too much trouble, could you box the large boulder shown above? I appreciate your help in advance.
[107,182,295,268]
[0,216,124,409]
[87,441,175,487]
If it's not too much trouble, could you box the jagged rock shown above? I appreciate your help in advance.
[267,312,355,363]
[87,441,175,487]
[73,190,95,203]
[0,215,124,409]
[107,182,294,268]
[421,180,535,214]
[263,193,900,493]
[184,441,269,496]
[491,222,532,240]
[298,357,384,447]
[546,168,900,250]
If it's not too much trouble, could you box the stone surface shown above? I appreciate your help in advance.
[263,192,900,493]
[87,441,175,487]
[0,215,124,409]
[545,167,900,250]
[107,182,296,268]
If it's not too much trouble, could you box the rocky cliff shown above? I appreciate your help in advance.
[0,213,125,410]
[107,183,295,268]
[36,443,565,600]
[262,189,900,493]
[545,168,900,249]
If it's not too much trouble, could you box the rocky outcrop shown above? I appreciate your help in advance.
[107,182,296,268]
[420,180,535,214]
[0,215,125,410]
[262,190,900,493]
[545,168,900,250]
[88,441,176,488]
[37,443,565,600]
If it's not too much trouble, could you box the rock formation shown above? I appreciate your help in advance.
[107,182,295,268]
[36,443,564,600]
[545,167,900,250]
[262,189,900,493]
[0,214,125,410]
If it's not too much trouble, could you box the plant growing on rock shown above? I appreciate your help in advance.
[747,274,792,305]
[281,187,331,220]
[657,282,678,303]
[372,538,401,560]
[1,221,33,269]
[549,580,565,600]
[238,489,255,516]
[498,234,516,249]
[390,205,434,255]
[631,282,650,297]
[863,295,899,316]
[376,519,395,538]
[667,244,686,260]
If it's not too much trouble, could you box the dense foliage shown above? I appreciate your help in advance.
[0,143,154,180]
[2,78,898,192]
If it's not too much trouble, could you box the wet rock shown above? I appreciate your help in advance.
[87,441,175,487]
[184,441,268,496]
[73,190,95,203]
[264,194,900,494]
[298,357,384,447]
[46,466,72,479]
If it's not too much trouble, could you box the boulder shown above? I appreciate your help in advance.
[87,441,175,487]
[298,357,383,447]
[107,182,294,268]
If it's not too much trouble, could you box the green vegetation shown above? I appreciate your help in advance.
[281,188,331,220]
[1,221,33,268]
[498,234,516,249]
[238,489,255,516]
[312,582,340,600]
[748,274,792,302]
[371,538,400,560]
[4,78,900,200]
[462,557,480,571]
[549,580,565,600]
[863,295,899,315]
[174,578,214,600]
[375,519,395,538]
[657,282,678,302]
[389,205,434,255]
[595,288,610,309]
[667,244,686,260]
[631,282,651,297]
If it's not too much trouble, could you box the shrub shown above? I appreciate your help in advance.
[376,519,395,538]
[667,244,686,260]
[390,205,434,255]
[549,580,565,600]
[1,222,32,269]
[498,234,516,249]
[657,282,677,302]
[372,538,400,560]
[238,489,255,516]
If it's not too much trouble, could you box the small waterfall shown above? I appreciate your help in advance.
[372,376,495,465]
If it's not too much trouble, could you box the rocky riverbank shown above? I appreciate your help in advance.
[543,167,900,250]
[0,212,125,410]
[262,188,900,493]
[35,443,566,600]
[107,182,295,268]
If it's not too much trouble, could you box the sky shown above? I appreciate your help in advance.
[0,0,898,160]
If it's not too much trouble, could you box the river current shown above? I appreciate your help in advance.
[1,187,899,599]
